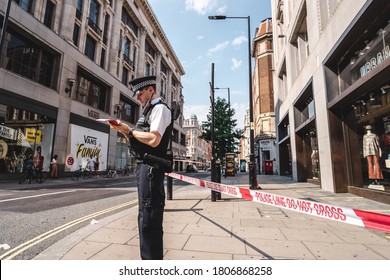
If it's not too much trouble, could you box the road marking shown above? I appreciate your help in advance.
[0,190,78,203]
[0,199,138,260]
[105,181,137,187]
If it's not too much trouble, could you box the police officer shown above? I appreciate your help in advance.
[107,75,171,260]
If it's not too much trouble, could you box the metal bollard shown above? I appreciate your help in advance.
[167,176,173,200]
[215,163,221,200]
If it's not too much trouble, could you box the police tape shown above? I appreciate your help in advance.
[166,173,390,233]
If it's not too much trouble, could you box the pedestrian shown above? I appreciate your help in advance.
[106,75,172,260]
[50,155,58,178]
[86,156,95,172]
[94,156,100,177]
[33,146,44,170]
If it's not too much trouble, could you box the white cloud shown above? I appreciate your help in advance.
[208,41,229,54]
[197,35,205,40]
[232,35,247,46]
[231,58,242,70]
[185,0,218,15]
[216,5,227,14]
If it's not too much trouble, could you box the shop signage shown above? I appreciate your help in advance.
[25,128,42,143]
[360,44,390,78]
[88,109,100,119]
[0,125,16,140]
[66,124,108,171]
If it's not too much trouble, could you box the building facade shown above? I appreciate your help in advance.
[238,108,250,172]
[0,0,185,177]
[252,18,277,175]
[272,0,390,203]
[184,114,209,170]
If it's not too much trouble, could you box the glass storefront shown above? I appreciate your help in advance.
[348,87,390,191]
[115,136,134,172]
[0,105,55,173]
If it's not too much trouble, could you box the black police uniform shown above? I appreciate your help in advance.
[129,97,172,260]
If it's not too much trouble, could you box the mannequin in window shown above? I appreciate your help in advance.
[363,125,383,184]
[310,131,319,178]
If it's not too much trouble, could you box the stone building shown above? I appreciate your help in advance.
[272,0,390,203]
[0,0,185,177]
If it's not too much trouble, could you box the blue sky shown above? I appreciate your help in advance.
[148,0,272,129]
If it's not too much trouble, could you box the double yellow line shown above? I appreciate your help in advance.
[0,199,138,260]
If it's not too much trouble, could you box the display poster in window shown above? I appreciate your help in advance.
[383,116,390,133]
[65,124,108,171]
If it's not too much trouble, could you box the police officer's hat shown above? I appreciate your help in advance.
[129,76,156,97]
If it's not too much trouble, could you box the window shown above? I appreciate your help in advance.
[89,0,99,25]
[122,67,128,85]
[85,35,96,61]
[100,48,105,68]
[75,71,110,113]
[161,63,168,75]
[103,15,110,45]
[290,3,309,76]
[123,37,131,65]
[73,24,80,46]
[76,0,83,20]
[43,0,55,29]
[145,41,155,59]
[120,97,139,124]
[4,28,60,89]
[88,0,101,35]
[121,8,138,36]
[145,63,151,76]
[13,0,33,13]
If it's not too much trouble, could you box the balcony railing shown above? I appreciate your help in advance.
[87,18,102,36]
[123,54,133,68]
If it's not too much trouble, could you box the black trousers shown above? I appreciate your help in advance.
[136,163,165,260]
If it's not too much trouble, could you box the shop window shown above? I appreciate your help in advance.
[0,105,55,174]
[278,115,289,142]
[3,28,60,90]
[75,70,110,113]
[294,82,315,129]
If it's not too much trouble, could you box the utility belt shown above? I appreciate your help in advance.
[129,137,173,173]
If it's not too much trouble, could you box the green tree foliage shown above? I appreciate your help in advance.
[201,97,243,161]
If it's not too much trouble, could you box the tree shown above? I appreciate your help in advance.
[201,97,243,161]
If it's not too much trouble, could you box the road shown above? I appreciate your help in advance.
[0,172,210,260]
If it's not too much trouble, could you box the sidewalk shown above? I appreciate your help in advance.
[34,173,390,260]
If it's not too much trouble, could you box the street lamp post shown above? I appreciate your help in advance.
[209,15,258,189]
[214,87,230,107]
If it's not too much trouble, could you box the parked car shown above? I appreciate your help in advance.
[186,164,198,173]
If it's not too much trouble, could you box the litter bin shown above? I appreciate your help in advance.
[264,160,273,175]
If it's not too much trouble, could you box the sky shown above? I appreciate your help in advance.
[148,0,272,129]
